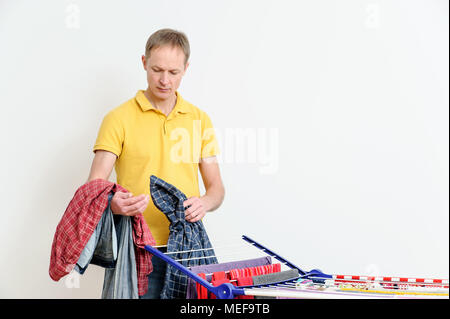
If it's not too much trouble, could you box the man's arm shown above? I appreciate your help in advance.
[87,150,117,182]
[87,150,150,216]
[184,156,225,222]
[199,156,225,212]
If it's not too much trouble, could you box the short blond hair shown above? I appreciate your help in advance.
[145,28,190,65]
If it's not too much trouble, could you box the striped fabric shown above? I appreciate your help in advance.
[229,263,282,280]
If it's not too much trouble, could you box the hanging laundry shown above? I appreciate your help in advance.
[74,193,118,274]
[229,263,282,280]
[74,193,139,298]
[196,273,208,299]
[49,179,156,297]
[252,268,299,286]
[235,277,254,299]
[186,256,273,299]
[195,264,283,299]
[210,271,231,299]
[101,203,140,299]
[252,269,300,299]
[150,175,218,299]
[212,271,227,281]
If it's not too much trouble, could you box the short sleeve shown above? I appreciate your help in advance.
[200,112,220,159]
[93,110,124,157]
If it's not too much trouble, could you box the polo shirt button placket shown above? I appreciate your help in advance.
[159,113,167,135]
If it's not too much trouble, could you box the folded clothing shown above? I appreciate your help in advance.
[252,268,299,286]
[251,269,300,299]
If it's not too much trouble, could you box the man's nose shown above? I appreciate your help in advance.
[159,72,169,86]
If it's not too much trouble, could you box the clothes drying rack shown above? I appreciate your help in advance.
[144,235,449,299]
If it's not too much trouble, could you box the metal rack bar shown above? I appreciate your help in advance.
[144,234,332,299]
[145,235,449,299]
[241,235,333,281]
[144,244,245,299]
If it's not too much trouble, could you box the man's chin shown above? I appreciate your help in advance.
[152,92,172,101]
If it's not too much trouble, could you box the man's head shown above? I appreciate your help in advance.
[142,28,190,102]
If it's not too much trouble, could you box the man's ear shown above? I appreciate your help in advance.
[141,55,147,70]
[183,62,189,75]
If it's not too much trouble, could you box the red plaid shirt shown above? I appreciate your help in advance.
[49,179,156,296]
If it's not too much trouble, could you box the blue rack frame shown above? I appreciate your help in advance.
[144,235,332,299]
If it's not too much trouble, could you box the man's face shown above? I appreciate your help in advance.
[142,45,188,101]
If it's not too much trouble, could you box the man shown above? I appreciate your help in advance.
[87,28,225,298]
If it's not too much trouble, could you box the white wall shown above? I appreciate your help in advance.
[0,0,448,298]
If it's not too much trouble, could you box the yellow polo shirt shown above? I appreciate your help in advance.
[93,90,220,245]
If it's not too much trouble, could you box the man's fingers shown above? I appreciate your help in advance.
[124,197,150,216]
[186,209,202,223]
[123,194,148,206]
[184,197,200,217]
[184,203,199,217]
[115,191,132,199]
[127,197,148,212]
[123,194,146,205]
[183,197,196,208]
[185,207,200,220]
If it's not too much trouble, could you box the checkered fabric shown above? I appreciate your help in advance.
[49,179,156,296]
[149,175,218,299]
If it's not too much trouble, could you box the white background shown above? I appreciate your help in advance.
[0,0,448,298]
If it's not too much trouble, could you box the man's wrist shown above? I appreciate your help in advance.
[201,194,221,213]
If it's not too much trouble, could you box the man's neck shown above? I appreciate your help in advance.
[144,89,177,116]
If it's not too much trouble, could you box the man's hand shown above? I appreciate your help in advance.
[183,196,208,223]
[111,191,150,217]
[183,156,225,223]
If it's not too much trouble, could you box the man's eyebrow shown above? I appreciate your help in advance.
[151,65,181,72]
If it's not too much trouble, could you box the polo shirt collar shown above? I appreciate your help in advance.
[136,90,189,114]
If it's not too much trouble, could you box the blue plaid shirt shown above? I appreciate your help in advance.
[150,175,218,299]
